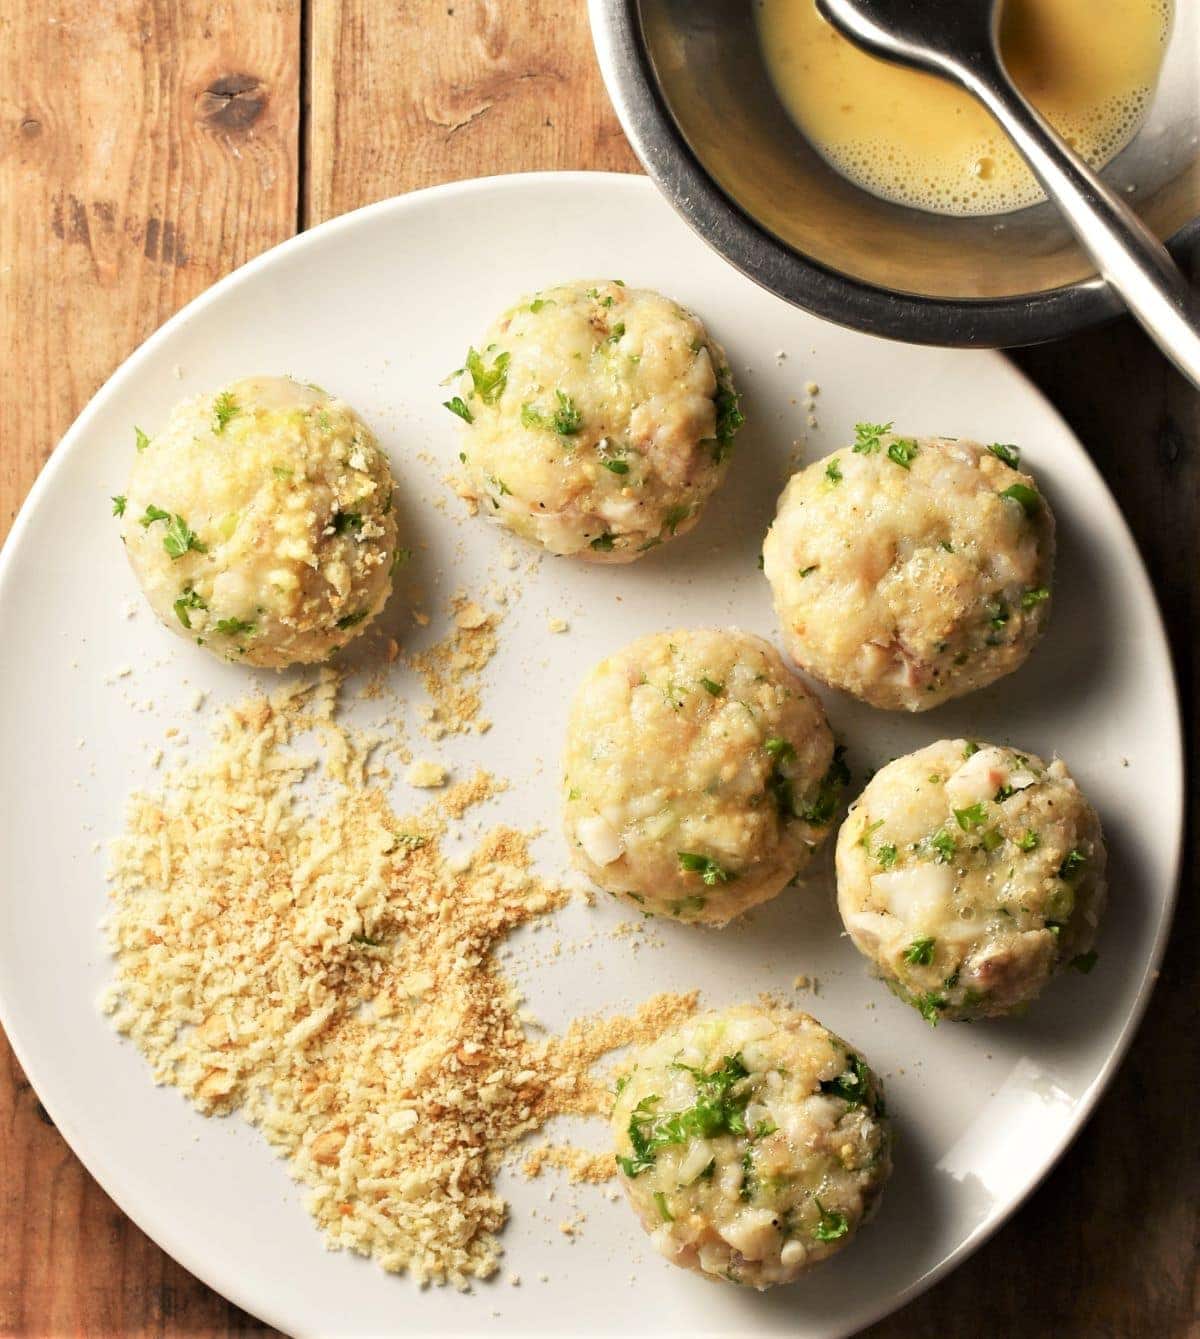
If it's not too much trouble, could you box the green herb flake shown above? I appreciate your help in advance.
[607,322,626,344]
[825,457,843,484]
[852,421,892,454]
[1058,848,1086,880]
[798,745,850,826]
[981,827,1004,853]
[443,396,474,424]
[963,741,980,758]
[111,495,127,517]
[712,370,744,463]
[173,586,207,629]
[653,1191,674,1222]
[819,1054,873,1108]
[887,437,919,469]
[812,1200,850,1242]
[677,851,733,886]
[590,532,615,552]
[954,802,988,831]
[351,933,384,948]
[700,677,725,697]
[212,392,240,434]
[930,829,956,863]
[1016,829,1040,851]
[1022,586,1050,609]
[333,510,363,536]
[139,504,170,528]
[464,346,510,405]
[163,514,206,559]
[875,843,898,869]
[215,616,255,637]
[799,564,818,577]
[765,737,796,762]
[603,458,630,474]
[134,427,150,453]
[988,600,1010,630]
[336,610,367,630]
[917,992,947,1025]
[904,936,936,966]
[663,504,691,535]
[1000,483,1041,516]
[988,442,1021,469]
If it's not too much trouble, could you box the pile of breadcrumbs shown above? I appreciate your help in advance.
[102,670,694,1287]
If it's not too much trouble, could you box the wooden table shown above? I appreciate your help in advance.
[1,4,1196,1335]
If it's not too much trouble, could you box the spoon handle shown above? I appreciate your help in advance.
[964,63,1200,388]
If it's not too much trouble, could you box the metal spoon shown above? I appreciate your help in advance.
[816,0,1200,388]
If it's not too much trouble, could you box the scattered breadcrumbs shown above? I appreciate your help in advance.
[102,673,695,1288]
[403,592,500,739]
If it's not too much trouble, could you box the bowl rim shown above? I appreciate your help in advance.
[589,0,1200,348]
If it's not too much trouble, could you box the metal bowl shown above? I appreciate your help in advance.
[589,0,1200,346]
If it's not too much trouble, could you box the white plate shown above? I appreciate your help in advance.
[0,173,1182,1339]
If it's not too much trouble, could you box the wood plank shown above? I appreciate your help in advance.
[0,1,299,1334]
[304,0,638,222]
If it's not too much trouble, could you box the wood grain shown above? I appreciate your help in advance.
[304,0,637,222]
[0,1,298,1334]
[1,1,1198,1336]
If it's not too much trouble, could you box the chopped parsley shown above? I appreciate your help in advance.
[700,677,724,697]
[663,504,691,535]
[825,457,843,484]
[489,475,513,497]
[799,564,818,577]
[1016,829,1040,851]
[852,421,892,454]
[764,737,795,762]
[528,297,553,313]
[617,1054,751,1177]
[1022,586,1050,608]
[336,610,367,629]
[929,829,956,863]
[1058,848,1086,879]
[711,369,744,464]
[677,852,733,885]
[1000,482,1041,515]
[819,1054,874,1109]
[139,504,170,528]
[134,427,150,453]
[987,442,1021,469]
[464,346,510,404]
[963,741,980,758]
[875,843,898,869]
[607,322,626,343]
[332,510,363,535]
[215,616,255,637]
[988,600,1010,630]
[917,992,948,1025]
[954,802,988,831]
[212,391,240,433]
[812,1200,849,1242]
[798,745,850,825]
[603,458,630,474]
[590,532,615,552]
[443,396,474,423]
[173,586,207,629]
[904,936,936,966]
[1069,950,1098,974]
[981,827,1004,853]
[523,388,583,436]
[653,1191,674,1222]
[887,437,919,469]
[111,495,127,517]
[162,514,206,559]
[351,933,384,948]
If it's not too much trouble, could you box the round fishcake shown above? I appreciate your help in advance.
[563,629,843,925]
[762,430,1055,711]
[836,739,1106,1022]
[612,1005,892,1289]
[120,376,400,668]
[447,279,742,560]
